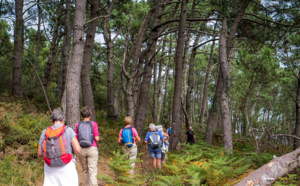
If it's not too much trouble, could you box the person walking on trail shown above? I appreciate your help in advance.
[156,125,169,163]
[145,123,166,170]
[167,125,172,136]
[118,117,141,175]
[186,126,196,145]
[37,108,81,186]
[75,106,99,186]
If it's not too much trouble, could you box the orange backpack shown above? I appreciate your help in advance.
[42,126,72,167]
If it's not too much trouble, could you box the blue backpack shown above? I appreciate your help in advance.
[122,127,134,148]
[168,128,171,136]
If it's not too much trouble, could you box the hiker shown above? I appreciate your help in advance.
[156,125,169,163]
[118,117,141,175]
[75,106,99,186]
[186,126,196,145]
[167,125,172,136]
[145,123,166,170]
[162,128,169,163]
[37,108,81,186]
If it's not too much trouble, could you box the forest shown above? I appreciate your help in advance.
[0,0,300,185]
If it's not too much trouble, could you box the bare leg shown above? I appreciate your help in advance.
[152,158,157,170]
[157,158,161,169]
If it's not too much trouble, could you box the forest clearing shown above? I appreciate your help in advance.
[0,0,300,185]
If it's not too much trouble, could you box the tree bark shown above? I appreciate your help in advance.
[104,0,116,120]
[33,0,42,86]
[81,0,99,121]
[170,0,188,150]
[294,72,300,149]
[66,0,86,129]
[12,0,24,98]
[235,147,300,186]
[43,6,63,88]
[205,64,223,145]
[134,0,166,135]
[122,6,156,119]
[162,34,172,123]
[219,18,233,150]
[199,24,217,128]
[58,0,71,99]
[153,38,166,123]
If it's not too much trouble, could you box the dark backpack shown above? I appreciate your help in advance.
[149,131,162,149]
[42,126,72,167]
[122,127,134,148]
[77,121,94,147]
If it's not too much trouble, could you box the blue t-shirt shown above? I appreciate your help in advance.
[145,130,164,142]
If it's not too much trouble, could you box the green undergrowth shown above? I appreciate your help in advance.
[97,142,275,185]
[0,98,297,185]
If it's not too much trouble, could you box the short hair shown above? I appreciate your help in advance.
[51,108,65,122]
[189,126,192,130]
[149,123,156,130]
[81,106,92,118]
[124,117,132,125]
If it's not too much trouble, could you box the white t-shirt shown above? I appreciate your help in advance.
[39,125,78,186]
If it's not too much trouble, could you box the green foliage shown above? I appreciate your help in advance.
[98,150,144,185]
[0,155,43,185]
[274,171,299,186]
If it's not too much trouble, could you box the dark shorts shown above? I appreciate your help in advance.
[149,147,162,159]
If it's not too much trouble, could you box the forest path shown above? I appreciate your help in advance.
[77,146,154,185]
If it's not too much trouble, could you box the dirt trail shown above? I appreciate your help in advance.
[35,146,156,185]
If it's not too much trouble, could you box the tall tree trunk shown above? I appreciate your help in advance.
[219,18,233,150]
[205,62,223,144]
[162,34,172,123]
[170,0,188,150]
[153,38,165,123]
[134,1,165,135]
[294,72,300,149]
[122,6,156,119]
[12,0,24,98]
[58,0,71,98]
[81,0,99,121]
[104,0,116,120]
[43,6,63,88]
[33,0,42,86]
[199,24,217,127]
[251,84,261,117]
[66,0,86,129]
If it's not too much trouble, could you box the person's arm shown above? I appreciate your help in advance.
[135,135,141,142]
[37,145,42,157]
[71,137,81,154]
[163,133,169,140]
[118,136,123,146]
[92,121,100,142]
[144,132,149,143]
[194,133,196,142]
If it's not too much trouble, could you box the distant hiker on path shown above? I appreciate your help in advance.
[37,108,81,186]
[167,125,172,136]
[186,126,196,145]
[145,123,166,170]
[155,125,169,163]
[118,117,141,175]
[75,106,99,186]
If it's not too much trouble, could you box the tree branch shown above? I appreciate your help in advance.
[25,57,52,113]
[84,14,110,26]
[287,91,300,107]
[273,134,300,141]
